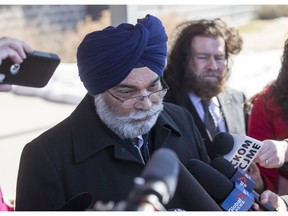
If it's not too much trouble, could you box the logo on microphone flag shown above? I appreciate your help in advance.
[221,182,254,211]
[224,134,263,171]
[231,167,256,192]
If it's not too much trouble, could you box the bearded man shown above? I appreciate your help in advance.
[15,14,211,211]
[164,18,246,160]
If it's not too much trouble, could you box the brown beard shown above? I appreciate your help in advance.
[186,70,228,99]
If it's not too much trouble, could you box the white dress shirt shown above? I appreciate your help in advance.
[188,92,227,132]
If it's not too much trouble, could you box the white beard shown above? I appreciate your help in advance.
[94,95,164,139]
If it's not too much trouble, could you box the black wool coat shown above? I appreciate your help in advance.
[16,94,210,211]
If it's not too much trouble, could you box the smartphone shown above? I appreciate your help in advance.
[0,50,60,88]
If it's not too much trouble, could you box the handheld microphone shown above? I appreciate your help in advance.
[186,159,254,211]
[212,132,263,171]
[210,157,277,211]
[124,148,179,211]
[58,192,93,211]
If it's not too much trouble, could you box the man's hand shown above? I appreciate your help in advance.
[253,190,287,211]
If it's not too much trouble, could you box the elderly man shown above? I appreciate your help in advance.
[15,15,210,211]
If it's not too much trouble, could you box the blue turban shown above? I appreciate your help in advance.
[77,14,168,95]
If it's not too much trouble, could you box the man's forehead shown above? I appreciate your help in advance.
[191,36,225,54]
[119,67,159,86]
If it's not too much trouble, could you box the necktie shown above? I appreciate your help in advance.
[132,137,150,164]
[201,99,219,139]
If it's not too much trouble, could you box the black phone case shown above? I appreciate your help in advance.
[0,51,60,88]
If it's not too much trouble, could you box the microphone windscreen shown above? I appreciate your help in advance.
[186,159,234,202]
[210,157,236,179]
[59,192,93,211]
[210,157,277,211]
[141,148,179,199]
[212,132,234,155]
[169,161,222,211]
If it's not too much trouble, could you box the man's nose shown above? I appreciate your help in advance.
[207,58,218,70]
[134,95,153,111]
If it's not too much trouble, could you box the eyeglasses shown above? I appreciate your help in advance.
[107,78,169,108]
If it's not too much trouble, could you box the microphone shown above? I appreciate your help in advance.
[168,161,222,211]
[212,132,263,171]
[124,148,179,211]
[186,159,254,211]
[210,157,277,211]
[58,192,93,211]
[210,154,256,192]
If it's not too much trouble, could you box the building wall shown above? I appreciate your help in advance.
[110,5,258,26]
[0,5,108,38]
[0,5,258,62]
[1,5,257,37]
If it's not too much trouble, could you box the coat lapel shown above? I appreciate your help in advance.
[217,88,246,134]
[69,94,183,164]
[217,90,231,130]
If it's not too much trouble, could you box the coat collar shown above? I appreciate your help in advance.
[69,94,182,163]
[217,88,232,108]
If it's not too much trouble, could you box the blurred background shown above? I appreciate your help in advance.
[1,4,288,199]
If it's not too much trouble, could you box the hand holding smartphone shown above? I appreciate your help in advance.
[0,50,60,88]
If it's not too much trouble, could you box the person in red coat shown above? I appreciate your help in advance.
[248,37,288,195]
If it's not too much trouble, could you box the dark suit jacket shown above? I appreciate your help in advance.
[165,87,247,159]
[15,94,210,211]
